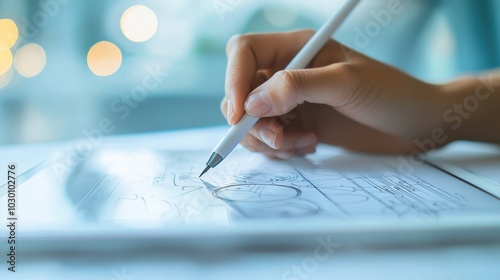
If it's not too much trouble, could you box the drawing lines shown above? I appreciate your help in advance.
[67,150,494,224]
[294,169,351,217]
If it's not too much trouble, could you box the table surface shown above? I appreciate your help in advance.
[1,126,499,280]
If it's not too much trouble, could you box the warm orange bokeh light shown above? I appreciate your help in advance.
[87,41,122,76]
[0,49,13,76]
[0,19,18,50]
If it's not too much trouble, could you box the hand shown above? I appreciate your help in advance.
[221,30,450,159]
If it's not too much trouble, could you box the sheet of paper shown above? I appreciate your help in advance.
[57,147,500,226]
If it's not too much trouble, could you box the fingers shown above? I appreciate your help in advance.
[240,133,317,159]
[240,117,318,159]
[221,30,366,158]
[244,63,356,118]
[222,70,271,124]
[224,30,317,124]
[248,117,284,149]
[224,30,354,124]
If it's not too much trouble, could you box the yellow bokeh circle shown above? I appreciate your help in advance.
[0,49,13,76]
[87,41,122,76]
[0,19,18,50]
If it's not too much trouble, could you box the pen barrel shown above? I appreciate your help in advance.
[208,0,360,167]
[285,0,360,70]
[213,114,259,158]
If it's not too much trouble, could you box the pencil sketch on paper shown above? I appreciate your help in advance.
[65,149,500,225]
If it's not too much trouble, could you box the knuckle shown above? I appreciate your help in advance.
[227,34,252,55]
[275,70,294,85]
[334,63,357,77]
[275,71,296,93]
[273,70,302,106]
[226,34,241,54]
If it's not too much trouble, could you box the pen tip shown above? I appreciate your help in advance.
[199,165,210,178]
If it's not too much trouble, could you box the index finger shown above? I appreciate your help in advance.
[225,30,316,124]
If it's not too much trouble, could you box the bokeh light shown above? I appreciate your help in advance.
[14,43,47,78]
[0,49,13,76]
[0,19,18,50]
[87,41,122,76]
[121,5,158,42]
[0,68,14,89]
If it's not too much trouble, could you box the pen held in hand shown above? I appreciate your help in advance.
[200,0,360,177]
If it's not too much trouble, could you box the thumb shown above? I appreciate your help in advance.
[244,64,351,117]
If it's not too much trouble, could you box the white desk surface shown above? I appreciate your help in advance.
[1,126,499,280]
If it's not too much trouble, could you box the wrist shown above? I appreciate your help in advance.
[438,75,499,142]
[405,81,456,150]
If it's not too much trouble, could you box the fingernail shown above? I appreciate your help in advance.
[227,99,234,124]
[275,151,292,160]
[245,92,272,116]
[259,129,276,149]
[295,134,316,148]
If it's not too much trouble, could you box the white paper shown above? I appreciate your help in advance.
[54,147,500,226]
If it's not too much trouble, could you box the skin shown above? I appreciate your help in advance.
[220,30,500,159]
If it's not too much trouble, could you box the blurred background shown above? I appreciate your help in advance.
[0,0,498,145]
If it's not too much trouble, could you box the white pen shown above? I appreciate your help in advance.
[200,0,360,177]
